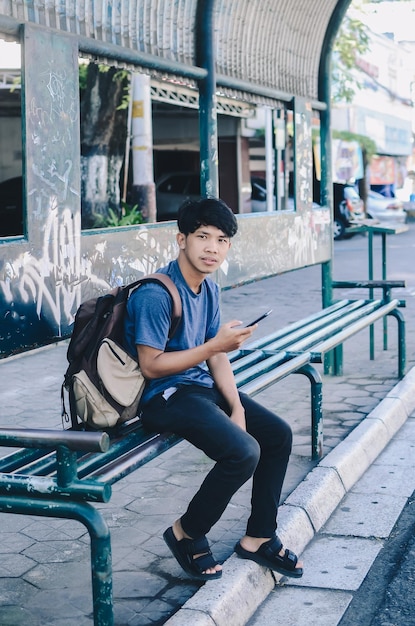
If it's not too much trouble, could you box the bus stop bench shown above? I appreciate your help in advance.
[230,294,405,456]
[0,345,313,626]
[0,294,405,626]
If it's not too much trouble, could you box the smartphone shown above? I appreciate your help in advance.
[245,309,273,327]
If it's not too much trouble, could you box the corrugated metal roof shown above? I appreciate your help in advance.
[1,0,341,101]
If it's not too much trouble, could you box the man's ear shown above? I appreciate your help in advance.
[176,232,186,249]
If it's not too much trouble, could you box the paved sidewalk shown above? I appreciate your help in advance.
[164,368,415,626]
[1,230,414,625]
[247,403,415,626]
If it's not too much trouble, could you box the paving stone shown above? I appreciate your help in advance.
[24,561,91,590]
[322,492,407,539]
[352,462,415,497]
[2,553,36,577]
[0,577,37,605]
[288,535,382,591]
[248,587,352,626]
[0,605,42,626]
[0,531,35,553]
[23,539,87,564]
[21,518,87,542]
[114,570,169,599]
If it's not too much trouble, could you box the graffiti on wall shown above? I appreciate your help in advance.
[0,216,180,356]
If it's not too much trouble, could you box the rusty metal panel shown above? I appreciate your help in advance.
[217,210,332,289]
[2,0,340,101]
[0,24,82,356]
[214,0,339,100]
[23,24,81,249]
[294,97,314,212]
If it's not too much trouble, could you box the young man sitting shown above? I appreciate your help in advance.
[124,197,303,580]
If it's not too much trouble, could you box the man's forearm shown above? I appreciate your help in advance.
[207,352,242,410]
[138,341,219,379]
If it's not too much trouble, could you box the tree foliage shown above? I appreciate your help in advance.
[332,10,370,103]
[332,129,377,164]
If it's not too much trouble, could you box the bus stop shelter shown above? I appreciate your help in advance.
[0,0,352,355]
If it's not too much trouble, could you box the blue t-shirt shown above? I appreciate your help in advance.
[124,260,220,404]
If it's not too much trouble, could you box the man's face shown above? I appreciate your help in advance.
[177,224,231,276]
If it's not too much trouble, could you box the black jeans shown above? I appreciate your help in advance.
[141,385,292,539]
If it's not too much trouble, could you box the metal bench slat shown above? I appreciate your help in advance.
[229,300,364,371]
[239,352,312,396]
[0,428,109,452]
[233,351,290,385]
[278,300,389,354]
[0,447,53,474]
[310,299,400,355]
[228,299,354,361]
[239,300,371,356]
[85,432,181,484]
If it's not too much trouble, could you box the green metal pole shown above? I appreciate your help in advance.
[318,0,357,376]
[297,364,323,460]
[382,232,388,349]
[0,497,113,626]
[196,0,219,197]
[368,229,375,359]
[318,1,352,310]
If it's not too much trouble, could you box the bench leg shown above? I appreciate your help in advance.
[388,309,406,379]
[0,496,113,626]
[297,364,323,460]
[323,345,343,376]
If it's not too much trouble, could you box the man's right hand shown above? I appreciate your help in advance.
[212,320,257,353]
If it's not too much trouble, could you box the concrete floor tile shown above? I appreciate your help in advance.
[2,553,36,577]
[24,560,91,589]
[248,587,352,626]
[352,462,415,497]
[0,532,35,553]
[374,437,415,466]
[288,535,382,591]
[322,492,407,538]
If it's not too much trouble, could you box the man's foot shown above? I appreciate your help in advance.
[234,534,303,578]
[163,520,222,581]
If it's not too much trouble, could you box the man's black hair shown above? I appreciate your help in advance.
[177,197,238,238]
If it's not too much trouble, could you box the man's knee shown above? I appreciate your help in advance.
[234,435,261,478]
[281,420,293,451]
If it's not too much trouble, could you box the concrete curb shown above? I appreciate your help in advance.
[164,366,415,626]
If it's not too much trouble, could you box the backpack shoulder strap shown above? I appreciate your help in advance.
[128,273,182,338]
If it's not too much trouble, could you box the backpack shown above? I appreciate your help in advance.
[62,274,182,430]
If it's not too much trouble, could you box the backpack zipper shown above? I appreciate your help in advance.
[102,340,126,365]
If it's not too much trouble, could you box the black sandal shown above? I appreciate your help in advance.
[163,526,222,581]
[234,535,303,578]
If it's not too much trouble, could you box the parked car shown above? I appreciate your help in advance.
[365,190,407,224]
[333,183,366,240]
[155,172,201,221]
